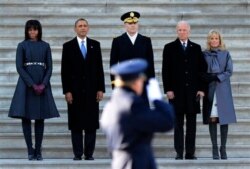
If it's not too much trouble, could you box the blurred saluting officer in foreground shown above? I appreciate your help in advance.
[101,59,174,169]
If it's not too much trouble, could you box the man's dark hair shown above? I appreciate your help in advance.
[75,18,88,27]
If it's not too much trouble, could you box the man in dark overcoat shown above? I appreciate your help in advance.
[110,11,155,103]
[61,18,105,160]
[162,21,207,160]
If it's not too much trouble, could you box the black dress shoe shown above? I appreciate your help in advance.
[28,148,35,160]
[73,156,82,160]
[175,154,183,160]
[28,154,35,161]
[185,154,197,160]
[84,156,94,160]
[36,154,43,161]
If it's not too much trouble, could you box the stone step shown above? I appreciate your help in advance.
[0,144,249,159]
[0,119,243,133]
[0,92,249,109]
[0,132,248,147]
[0,68,250,85]
[1,14,250,37]
[0,104,249,119]
[0,0,248,4]
[0,80,250,98]
[0,0,249,16]
[1,13,250,25]
[0,104,248,119]
[0,0,250,167]
[0,56,250,72]
[0,109,247,122]
[1,24,250,37]
[0,47,248,64]
[0,45,250,61]
[1,158,250,169]
[0,34,250,48]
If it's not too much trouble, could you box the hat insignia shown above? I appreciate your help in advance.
[130,12,134,17]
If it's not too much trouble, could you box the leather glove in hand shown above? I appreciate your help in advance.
[32,84,45,95]
[38,84,45,94]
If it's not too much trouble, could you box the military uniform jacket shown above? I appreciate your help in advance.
[61,37,105,130]
[110,33,155,82]
[101,87,174,169]
[9,40,59,119]
[162,38,207,114]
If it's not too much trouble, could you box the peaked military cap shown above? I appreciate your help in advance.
[121,11,140,23]
[111,58,148,81]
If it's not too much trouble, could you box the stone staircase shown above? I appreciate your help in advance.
[0,0,250,168]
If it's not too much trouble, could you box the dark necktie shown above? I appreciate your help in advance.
[182,42,186,51]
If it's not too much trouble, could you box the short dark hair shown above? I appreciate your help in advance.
[74,18,88,27]
[25,20,42,41]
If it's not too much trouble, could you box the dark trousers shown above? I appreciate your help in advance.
[71,129,96,158]
[174,113,197,156]
[22,118,44,155]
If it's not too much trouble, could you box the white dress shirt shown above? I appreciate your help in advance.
[180,40,188,47]
[77,36,87,52]
[127,32,138,45]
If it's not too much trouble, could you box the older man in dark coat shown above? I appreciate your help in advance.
[61,18,105,160]
[162,21,207,160]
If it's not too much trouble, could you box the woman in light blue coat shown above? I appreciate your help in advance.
[202,30,236,160]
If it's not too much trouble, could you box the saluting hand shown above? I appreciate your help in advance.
[96,91,103,102]
[197,91,205,97]
[65,92,73,104]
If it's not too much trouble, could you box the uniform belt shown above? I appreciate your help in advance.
[24,62,46,67]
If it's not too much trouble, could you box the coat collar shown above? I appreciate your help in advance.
[174,38,194,53]
[72,37,92,60]
[122,33,142,46]
[175,38,192,46]
[73,37,92,47]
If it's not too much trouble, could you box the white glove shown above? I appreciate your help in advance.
[146,78,162,103]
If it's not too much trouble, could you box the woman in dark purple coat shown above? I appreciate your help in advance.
[202,30,236,160]
[9,20,59,160]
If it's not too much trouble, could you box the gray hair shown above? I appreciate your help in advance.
[176,20,191,31]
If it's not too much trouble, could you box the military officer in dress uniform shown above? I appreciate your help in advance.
[110,11,155,104]
[101,59,174,169]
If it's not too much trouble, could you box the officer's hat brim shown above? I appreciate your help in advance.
[111,58,148,81]
[121,11,140,23]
